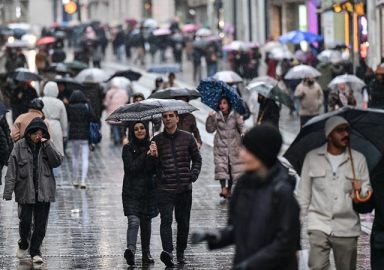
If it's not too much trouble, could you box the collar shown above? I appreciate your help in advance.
[28,109,43,116]
[163,128,180,139]
[317,143,350,164]
[218,109,234,118]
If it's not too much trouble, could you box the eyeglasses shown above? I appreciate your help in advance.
[31,132,43,138]
[335,127,350,134]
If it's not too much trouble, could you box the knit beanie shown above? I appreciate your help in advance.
[242,123,283,167]
[324,116,349,138]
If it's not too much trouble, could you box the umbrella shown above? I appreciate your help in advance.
[192,39,212,50]
[246,81,294,109]
[54,77,84,90]
[284,106,384,176]
[45,63,68,73]
[182,24,197,33]
[9,68,42,82]
[5,40,27,48]
[52,22,60,28]
[222,41,249,51]
[37,36,56,46]
[12,28,27,38]
[195,28,212,37]
[106,99,198,122]
[0,101,9,117]
[284,65,321,79]
[125,18,138,27]
[197,77,249,116]
[212,71,243,83]
[262,41,283,52]
[294,50,308,63]
[54,31,66,38]
[247,42,261,48]
[171,33,184,43]
[269,47,294,60]
[153,28,172,36]
[67,20,80,27]
[75,68,110,83]
[104,77,134,97]
[147,65,182,74]
[326,41,348,50]
[249,76,279,86]
[143,18,158,28]
[328,74,366,93]
[278,30,323,44]
[148,88,201,100]
[317,50,342,63]
[64,61,89,70]
[106,69,142,82]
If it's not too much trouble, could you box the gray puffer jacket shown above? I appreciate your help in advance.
[206,110,246,181]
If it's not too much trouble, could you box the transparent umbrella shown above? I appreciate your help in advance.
[328,74,366,92]
[284,65,321,79]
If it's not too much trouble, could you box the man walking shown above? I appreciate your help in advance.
[297,116,372,270]
[151,111,202,267]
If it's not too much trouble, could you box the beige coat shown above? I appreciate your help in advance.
[206,110,246,181]
[294,82,324,116]
[297,143,371,237]
[11,109,52,142]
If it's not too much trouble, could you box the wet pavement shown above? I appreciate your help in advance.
[0,46,373,269]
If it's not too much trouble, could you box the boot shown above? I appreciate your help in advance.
[219,187,228,198]
[142,251,155,264]
[160,251,174,267]
[124,249,135,266]
[177,252,187,264]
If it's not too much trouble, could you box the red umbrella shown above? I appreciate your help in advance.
[37,37,56,46]
[125,18,138,27]
[52,22,60,28]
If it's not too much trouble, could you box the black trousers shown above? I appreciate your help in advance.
[18,202,51,257]
[156,190,192,254]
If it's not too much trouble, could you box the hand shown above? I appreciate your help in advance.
[240,133,245,137]
[208,111,214,117]
[18,92,23,99]
[197,142,202,150]
[63,137,67,143]
[335,105,340,110]
[40,138,47,143]
[351,179,362,192]
[63,97,69,105]
[149,141,158,157]
[122,137,129,145]
[240,115,244,121]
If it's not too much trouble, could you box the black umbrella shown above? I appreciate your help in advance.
[106,99,198,122]
[54,77,84,90]
[9,68,42,82]
[147,65,182,74]
[284,106,384,176]
[192,39,212,50]
[45,63,68,73]
[148,88,201,100]
[106,69,142,82]
[0,101,9,117]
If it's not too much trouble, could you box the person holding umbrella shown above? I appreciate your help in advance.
[369,69,384,109]
[206,97,246,198]
[328,82,356,111]
[297,116,371,270]
[257,94,280,127]
[10,81,38,122]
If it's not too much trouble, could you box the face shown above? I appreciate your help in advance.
[30,129,43,145]
[219,99,229,113]
[327,124,350,149]
[134,97,143,103]
[307,77,315,84]
[162,111,179,130]
[133,123,146,140]
[58,84,65,92]
[169,74,175,82]
[377,74,383,81]
[338,83,346,90]
[240,148,264,172]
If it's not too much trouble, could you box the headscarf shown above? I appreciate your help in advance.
[130,121,150,148]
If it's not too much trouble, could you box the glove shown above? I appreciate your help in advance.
[233,261,249,270]
[191,230,220,244]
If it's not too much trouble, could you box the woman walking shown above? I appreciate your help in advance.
[67,90,97,188]
[122,121,158,266]
[206,97,246,199]
[3,117,63,264]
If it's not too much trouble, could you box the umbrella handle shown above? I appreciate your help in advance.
[257,111,265,125]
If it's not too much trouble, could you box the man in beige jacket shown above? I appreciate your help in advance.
[297,116,371,270]
[294,77,324,127]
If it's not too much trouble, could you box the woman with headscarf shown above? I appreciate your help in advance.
[122,121,158,266]
[328,82,356,111]
[206,97,247,199]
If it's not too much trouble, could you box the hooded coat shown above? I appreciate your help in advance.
[316,62,333,93]
[369,78,384,109]
[42,82,68,155]
[4,118,63,203]
[206,110,246,181]
[104,85,129,124]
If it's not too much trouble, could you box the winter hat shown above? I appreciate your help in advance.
[29,98,44,111]
[43,81,59,98]
[242,123,283,167]
[324,116,349,138]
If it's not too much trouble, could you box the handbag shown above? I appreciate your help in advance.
[85,104,102,144]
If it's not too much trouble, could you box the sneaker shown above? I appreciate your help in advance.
[80,181,87,189]
[16,248,28,259]
[160,251,174,267]
[32,255,43,263]
[72,179,79,187]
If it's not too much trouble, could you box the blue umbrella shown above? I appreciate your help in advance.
[197,77,250,117]
[278,30,323,44]
[147,64,182,74]
[0,102,9,117]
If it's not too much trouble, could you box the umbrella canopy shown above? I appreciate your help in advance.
[148,88,201,100]
[284,107,384,175]
[5,40,27,48]
[143,18,158,28]
[247,42,261,48]
[153,28,171,36]
[278,30,323,44]
[75,68,109,83]
[182,24,197,33]
[104,77,134,97]
[106,99,198,122]
[249,76,279,86]
[171,33,184,43]
[0,101,9,117]
[192,39,212,50]
[147,65,182,74]
[262,41,283,52]
[9,68,42,82]
[54,31,66,38]
[106,69,142,82]
[317,50,342,63]
[37,36,55,46]
[195,28,212,37]
[328,74,366,93]
[197,77,249,116]
[45,63,68,73]
[284,65,321,79]
[269,47,294,60]
[212,71,243,83]
[222,41,249,51]
[54,77,84,90]
[125,18,138,27]
[246,81,294,109]
[64,61,89,70]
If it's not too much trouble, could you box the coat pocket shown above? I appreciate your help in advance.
[344,172,355,194]
[309,170,326,191]
[17,160,29,179]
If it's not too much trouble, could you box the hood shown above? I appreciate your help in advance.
[69,90,87,104]
[43,81,59,98]
[24,117,50,140]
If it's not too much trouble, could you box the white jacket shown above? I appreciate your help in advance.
[297,143,371,237]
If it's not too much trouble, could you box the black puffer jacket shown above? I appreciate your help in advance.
[122,141,158,218]
[369,79,384,109]
[209,163,300,270]
[67,90,97,140]
[151,129,202,193]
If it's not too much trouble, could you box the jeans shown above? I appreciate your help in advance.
[193,63,202,82]
[71,140,89,181]
[18,202,51,257]
[126,215,152,253]
[117,45,125,61]
[157,190,192,254]
[207,63,217,77]
[110,124,121,143]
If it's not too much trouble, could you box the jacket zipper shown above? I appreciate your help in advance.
[171,136,181,192]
